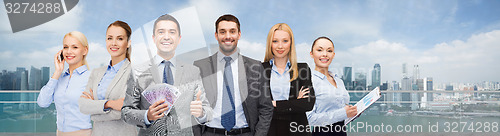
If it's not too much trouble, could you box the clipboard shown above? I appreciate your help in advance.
[345,87,381,125]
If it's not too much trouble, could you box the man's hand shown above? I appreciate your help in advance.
[190,90,203,118]
[147,99,169,122]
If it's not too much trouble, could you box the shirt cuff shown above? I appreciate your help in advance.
[340,107,348,120]
[195,112,207,124]
[103,100,111,111]
[144,110,151,125]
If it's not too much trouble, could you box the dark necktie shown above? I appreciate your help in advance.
[221,56,235,131]
[163,60,174,85]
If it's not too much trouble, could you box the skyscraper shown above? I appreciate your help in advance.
[41,67,50,87]
[402,63,408,78]
[424,77,433,101]
[391,81,401,106]
[29,66,42,90]
[343,67,353,90]
[354,72,367,90]
[16,67,29,90]
[371,63,381,90]
[401,76,412,109]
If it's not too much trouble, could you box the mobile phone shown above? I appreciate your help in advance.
[59,51,64,61]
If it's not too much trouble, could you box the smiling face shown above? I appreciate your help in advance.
[215,21,240,55]
[106,26,129,60]
[271,30,291,60]
[310,38,335,69]
[153,20,181,55]
[62,36,87,66]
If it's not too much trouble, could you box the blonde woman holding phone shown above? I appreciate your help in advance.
[37,31,92,136]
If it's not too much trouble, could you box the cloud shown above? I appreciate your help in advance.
[86,42,110,69]
[332,29,500,84]
[0,42,108,75]
[188,0,236,44]
[0,45,58,72]
[238,39,266,61]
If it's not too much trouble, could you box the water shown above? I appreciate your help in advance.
[348,115,500,133]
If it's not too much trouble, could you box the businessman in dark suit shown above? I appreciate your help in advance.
[193,14,273,136]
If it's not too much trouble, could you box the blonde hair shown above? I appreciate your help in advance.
[264,23,298,82]
[64,31,89,69]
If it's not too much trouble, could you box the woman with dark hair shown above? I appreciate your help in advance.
[306,36,357,136]
[78,20,137,136]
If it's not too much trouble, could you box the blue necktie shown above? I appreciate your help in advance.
[221,56,235,131]
[163,60,174,85]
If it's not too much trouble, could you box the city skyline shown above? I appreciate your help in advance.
[1,62,499,91]
[1,0,500,84]
[0,66,49,90]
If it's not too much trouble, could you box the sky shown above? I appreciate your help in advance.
[1,0,500,85]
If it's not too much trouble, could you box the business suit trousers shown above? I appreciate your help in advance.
[203,131,252,136]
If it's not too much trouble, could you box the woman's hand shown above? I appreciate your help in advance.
[51,50,65,79]
[297,86,310,99]
[81,88,94,100]
[345,105,358,118]
[105,98,125,111]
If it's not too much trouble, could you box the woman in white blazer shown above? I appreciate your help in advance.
[78,20,137,136]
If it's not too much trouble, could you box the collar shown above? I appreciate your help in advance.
[269,58,291,68]
[64,65,88,76]
[107,59,126,72]
[217,48,240,63]
[270,58,291,74]
[154,55,176,68]
[312,69,337,80]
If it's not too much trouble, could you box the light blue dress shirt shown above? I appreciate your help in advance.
[269,58,291,101]
[306,70,350,126]
[97,59,126,100]
[206,49,248,129]
[37,65,92,132]
[144,55,176,125]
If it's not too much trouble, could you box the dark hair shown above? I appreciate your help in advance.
[107,20,132,61]
[311,36,334,52]
[153,14,181,36]
[215,14,240,32]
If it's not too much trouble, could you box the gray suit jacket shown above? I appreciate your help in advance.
[193,53,273,136]
[122,58,212,136]
[78,59,137,136]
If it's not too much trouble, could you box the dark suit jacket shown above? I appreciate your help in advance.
[262,62,315,136]
[193,53,274,136]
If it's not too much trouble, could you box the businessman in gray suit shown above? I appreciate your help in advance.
[122,14,212,136]
[193,14,273,136]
